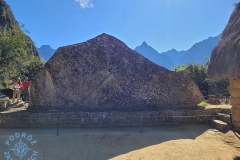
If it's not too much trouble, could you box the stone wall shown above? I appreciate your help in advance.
[230,78,240,132]
[0,107,230,128]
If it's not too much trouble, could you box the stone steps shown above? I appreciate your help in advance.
[211,118,228,132]
[217,113,231,124]
[210,113,232,132]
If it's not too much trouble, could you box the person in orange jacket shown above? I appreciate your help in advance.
[22,77,31,102]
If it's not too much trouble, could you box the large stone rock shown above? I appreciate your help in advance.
[0,89,13,98]
[0,92,9,111]
[30,33,203,111]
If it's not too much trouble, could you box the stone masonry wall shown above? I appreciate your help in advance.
[230,78,240,132]
[0,107,230,128]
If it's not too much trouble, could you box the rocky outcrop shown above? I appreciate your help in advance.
[30,33,203,111]
[0,0,18,30]
[0,92,9,111]
[207,3,240,132]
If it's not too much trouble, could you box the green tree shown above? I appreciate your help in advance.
[172,62,207,87]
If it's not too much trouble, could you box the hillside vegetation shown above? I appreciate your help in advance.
[0,0,44,88]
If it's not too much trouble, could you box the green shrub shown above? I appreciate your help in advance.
[171,62,207,87]
[0,28,44,89]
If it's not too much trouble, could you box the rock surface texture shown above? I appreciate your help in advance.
[207,3,240,132]
[0,92,9,111]
[30,34,203,111]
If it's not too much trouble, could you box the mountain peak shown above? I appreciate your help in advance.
[94,33,121,41]
[142,41,148,46]
[134,41,174,69]
[88,33,124,44]
[170,49,177,52]
[37,45,56,62]
[39,45,53,49]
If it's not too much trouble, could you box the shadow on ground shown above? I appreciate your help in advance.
[0,124,215,160]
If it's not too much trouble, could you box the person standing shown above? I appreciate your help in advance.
[12,78,22,103]
[22,77,31,102]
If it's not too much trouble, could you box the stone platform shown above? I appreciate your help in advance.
[0,105,231,128]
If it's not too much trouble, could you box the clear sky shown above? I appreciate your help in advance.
[4,0,240,52]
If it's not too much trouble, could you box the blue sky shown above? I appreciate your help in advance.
[5,0,240,52]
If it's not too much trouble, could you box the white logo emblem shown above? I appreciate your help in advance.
[4,132,38,160]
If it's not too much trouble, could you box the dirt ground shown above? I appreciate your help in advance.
[0,124,239,160]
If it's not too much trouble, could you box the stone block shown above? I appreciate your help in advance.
[29,34,204,111]
[232,119,240,132]
[0,89,13,98]
[1,112,30,127]
[231,107,240,122]
[206,95,221,105]
[0,93,9,111]
[229,87,240,98]
[211,118,229,132]
[217,113,231,124]
[29,112,58,127]
[230,97,240,106]
[230,78,240,89]
[0,107,234,128]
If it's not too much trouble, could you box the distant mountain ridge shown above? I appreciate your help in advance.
[38,34,221,67]
[165,34,221,65]
[37,45,56,62]
[135,42,174,69]
[134,34,221,69]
